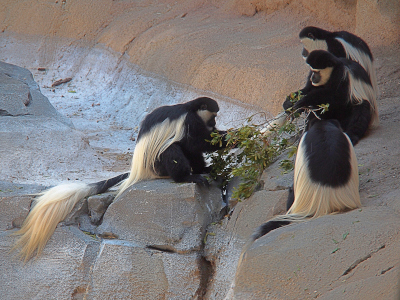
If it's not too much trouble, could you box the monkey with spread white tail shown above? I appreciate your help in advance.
[253,119,361,240]
[13,97,227,261]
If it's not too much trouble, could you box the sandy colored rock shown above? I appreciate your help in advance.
[234,207,400,299]
[1,0,398,114]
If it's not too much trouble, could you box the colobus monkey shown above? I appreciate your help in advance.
[13,97,226,261]
[252,119,361,240]
[298,26,378,125]
[284,50,375,145]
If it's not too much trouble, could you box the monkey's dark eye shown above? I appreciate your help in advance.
[200,104,207,110]
[308,33,315,40]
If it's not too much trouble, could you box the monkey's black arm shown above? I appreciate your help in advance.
[283,72,313,112]
[293,88,337,110]
[156,144,209,186]
[344,101,372,145]
[252,220,292,241]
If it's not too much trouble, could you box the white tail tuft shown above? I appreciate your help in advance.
[12,182,93,261]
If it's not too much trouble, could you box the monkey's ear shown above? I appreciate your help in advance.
[200,104,207,110]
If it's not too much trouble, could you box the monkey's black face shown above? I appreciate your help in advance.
[310,70,321,85]
[302,47,309,58]
[206,114,216,128]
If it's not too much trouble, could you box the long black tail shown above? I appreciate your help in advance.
[90,172,129,194]
[252,220,291,241]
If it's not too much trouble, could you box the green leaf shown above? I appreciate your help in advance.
[331,247,340,254]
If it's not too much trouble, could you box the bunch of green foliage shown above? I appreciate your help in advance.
[208,91,330,201]
[208,118,298,200]
[207,91,305,201]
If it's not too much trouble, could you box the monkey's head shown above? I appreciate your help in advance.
[299,26,331,59]
[306,50,338,86]
[189,97,219,130]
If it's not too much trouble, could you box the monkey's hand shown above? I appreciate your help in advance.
[186,174,210,187]
[292,96,308,110]
[284,90,305,114]
[283,95,294,112]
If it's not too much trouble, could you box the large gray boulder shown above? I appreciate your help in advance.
[0,61,103,185]
[1,179,225,300]
[97,179,224,252]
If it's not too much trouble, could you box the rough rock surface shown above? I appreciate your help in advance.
[1,180,224,300]
[0,0,400,299]
[0,61,111,185]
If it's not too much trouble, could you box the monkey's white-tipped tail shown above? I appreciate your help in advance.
[12,182,93,262]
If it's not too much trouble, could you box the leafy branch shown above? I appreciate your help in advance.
[207,91,329,202]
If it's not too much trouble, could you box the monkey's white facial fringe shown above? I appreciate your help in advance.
[273,133,360,223]
[12,182,93,262]
[197,110,216,124]
[336,37,379,125]
[197,110,217,131]
[301,38,328,56]
[310,67,333,86]
[117,114,187,197]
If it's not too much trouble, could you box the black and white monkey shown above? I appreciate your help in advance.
[284,49,375,145]
[298,26,379,126]
[265,27,378,139]
[13,97,226,261]
[252,119,361,240]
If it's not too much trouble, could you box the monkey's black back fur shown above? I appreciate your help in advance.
[303,119,352,187]
[299,26,373,61]
[138,97,219,139]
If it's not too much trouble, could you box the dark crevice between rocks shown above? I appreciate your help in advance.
[146,245,177,253]
[196,255,215,300]
[380,266,394,275]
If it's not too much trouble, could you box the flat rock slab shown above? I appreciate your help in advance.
[88,240,203,300]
